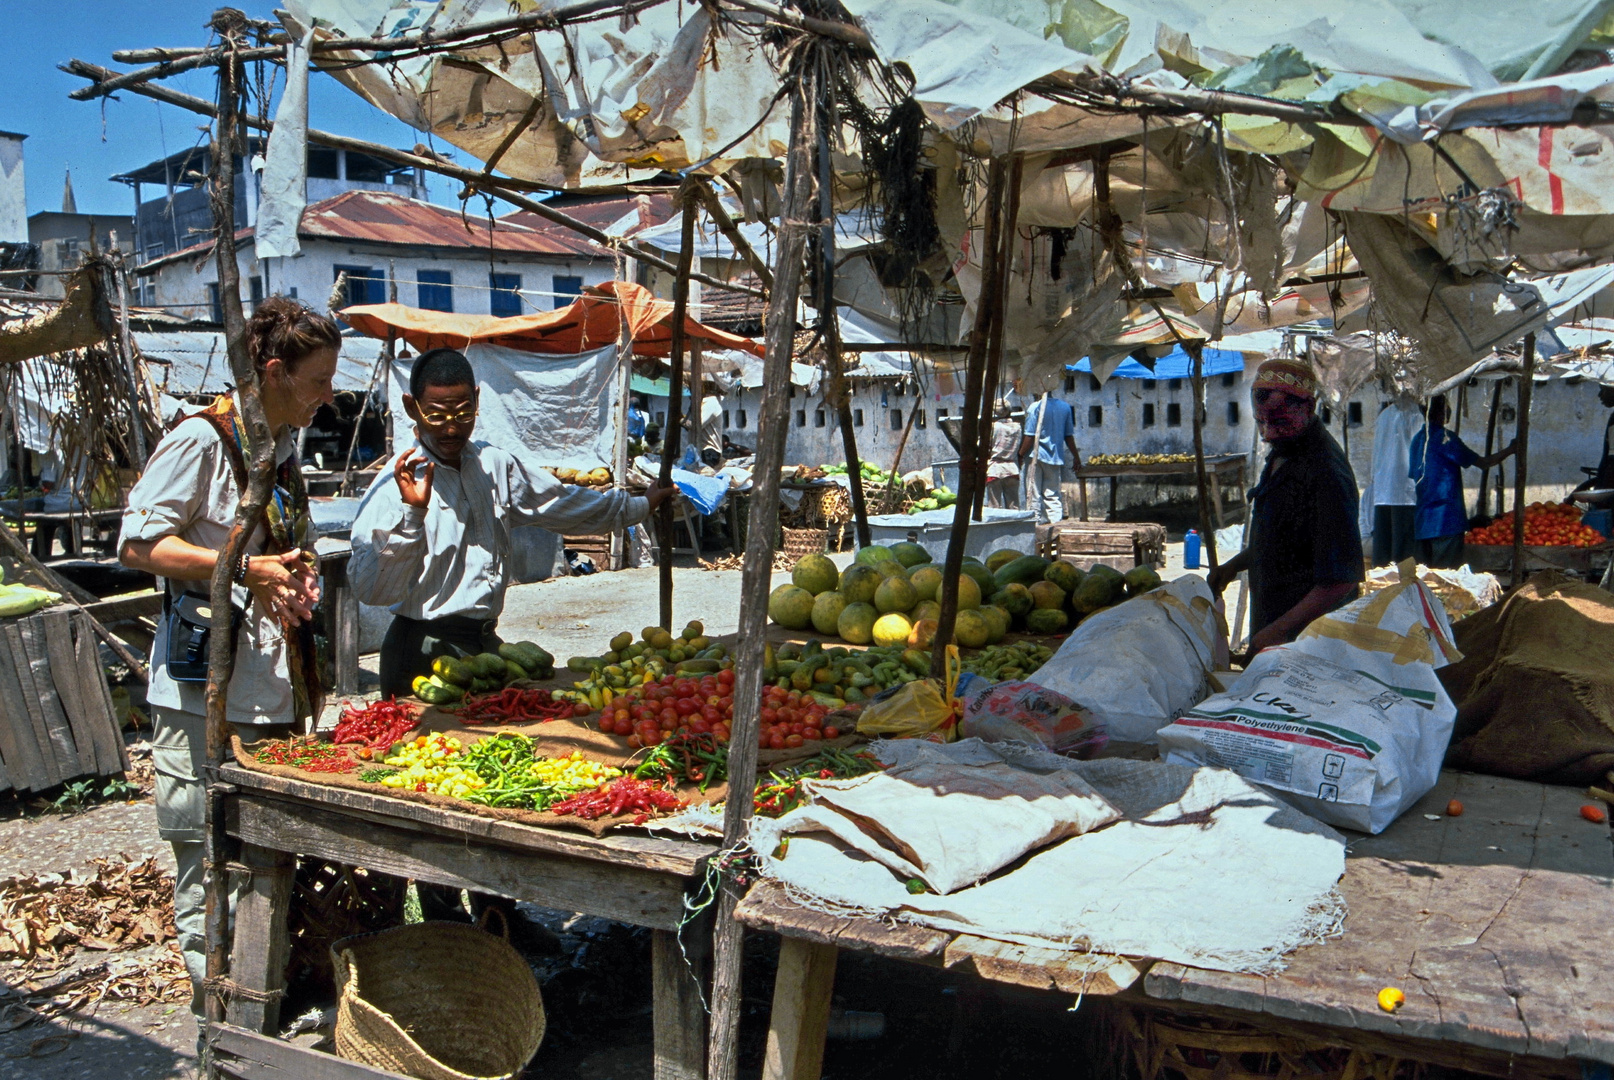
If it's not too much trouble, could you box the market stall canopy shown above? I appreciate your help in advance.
[136,331,384,396]
[1072,345,1246,383]
[340,281,762,358]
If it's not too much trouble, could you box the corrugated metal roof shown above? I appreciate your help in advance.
[135,331,386,396]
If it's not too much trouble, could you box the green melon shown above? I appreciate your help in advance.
[912,599,942,623]
[837,602,879,645]
[985,548,1023,574]
[874,575,919,614]
[792,553,840,596]
[874,560,909,580]
[955,573,982,611]
[855,545,895,568]
[890,541,932,568]
[978,604,1010,644]
[839,564,882,605]
[961,562,997,598]
[1125,565,1163,594]
[954,609,990,648]
[768,584,815,629]
[910,565,944,601]
[811,590,849,636]
[994,554,1051,589]
[872,612,914,649]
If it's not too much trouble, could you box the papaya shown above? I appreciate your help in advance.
[991,583,1033,616]
[1125,565,1163,594]
[1026,607,1070,634]
[855,545,895,568]
[960,562,997,599]
[993,554,1050,589]
[1044,559,1082,594]
[1028,580,1067,610]
[1071,571,1122,614]
[984,548,1023,574]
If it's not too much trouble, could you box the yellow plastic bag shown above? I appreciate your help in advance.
[856,646,961,742]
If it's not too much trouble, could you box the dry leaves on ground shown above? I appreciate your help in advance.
[0,857,175,963]
[699,552,795,572]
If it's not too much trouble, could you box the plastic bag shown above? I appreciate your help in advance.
[856,646,960,742]
[959,680,1106,757]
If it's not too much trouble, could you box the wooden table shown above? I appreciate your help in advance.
[1074,456,1247,525]
[0,502,123,558]
[1462,542,1613,579]
[737,770,1614,1080]
[208,764,717,1080]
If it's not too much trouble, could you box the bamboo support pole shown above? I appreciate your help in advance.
[657,187,698,629]
[972,153,1022,522]
[201,18,280,1049]
[931,156,1007,681]
[1510,333,1536,587]
[1187,343,1219,571]
[816,119,871,548]
[706,63,818,1080]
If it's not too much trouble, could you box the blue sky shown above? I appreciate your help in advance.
[0,2,449,219]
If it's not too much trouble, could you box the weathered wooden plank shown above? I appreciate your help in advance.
[761,937,839,1080]
[230,794,693,930]
[208,1022,411,1080]
[16,618,87,778]
[72,609,128,772]
[0,624,62,788]
[1146,773,1614,1065]
[216,763,709,876]
[225,844,296,1034]
[734,880,951,963]
[42,609,105,775]
[652,928,707,1080]
[943,935,1142,996]
[80,590,164,625]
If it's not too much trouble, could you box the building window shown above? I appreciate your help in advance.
[1168,378,1183,391]
[1064,375,1075,393]
[915,409,927,429]
[796,410,806,427]
[815,410,826,428]
[1088,374,1102,393]
[1227,401,1240,425]
[208,282,221,325]
[489,272,523,317]
[1348,401,1364,427]
[333,265,385,307]
[1221,372,1238,388]
[286,286,298,299]
[1088,405,1103,427]
[248,276,263,306]
[890,409,903,430]
[854,408,864,427]
[722,410,731,428]
[789,385,795,399]
[552,274,583,308]
[1142,403,1156,427]
[656,411,666,426]
[1142,379,1157,390]
[1166,402,1182,427]
[736,410,748,429]
[417,269,453,312]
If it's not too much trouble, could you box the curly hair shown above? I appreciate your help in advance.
[246,295,341,374]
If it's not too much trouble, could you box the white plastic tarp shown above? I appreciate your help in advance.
[387,342,620,473]
[254,27,313,259]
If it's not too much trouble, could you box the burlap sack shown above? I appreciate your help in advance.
[1440,571,1614,785]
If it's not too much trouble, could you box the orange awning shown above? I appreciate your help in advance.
[339,280,763,358]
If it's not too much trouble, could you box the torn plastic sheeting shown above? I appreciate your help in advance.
[633,210,877,260]
[254,27,313,260]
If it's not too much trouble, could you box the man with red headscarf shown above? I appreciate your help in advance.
[1209,358,1364,654]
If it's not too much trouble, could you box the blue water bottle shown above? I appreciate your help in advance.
[1184,529,1202,570]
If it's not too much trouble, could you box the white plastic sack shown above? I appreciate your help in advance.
[996,575,1222,746]
[1159,567,1460,834]
[777,758,1120,895]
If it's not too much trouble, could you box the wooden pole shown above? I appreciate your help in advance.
[1481,380,1503,519]
[694,180,774,294]
[612,250,637,570]
[707,61,818,1080]
[816,117,871,548]
[339,338,388,496]
[1188,343,1219,571]
[201,15,280,1047]
[1510,334,1536,587]
[112,260,150,467]
[657,185,699,629]
[931,156,1007,680]
[972,153,1022,522]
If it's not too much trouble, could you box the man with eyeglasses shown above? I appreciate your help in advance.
[350,348,676,699]
[1209,358,1363,657]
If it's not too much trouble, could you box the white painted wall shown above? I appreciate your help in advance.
[0,134,25,244]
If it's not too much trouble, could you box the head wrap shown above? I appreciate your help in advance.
[1252,358,1318,400]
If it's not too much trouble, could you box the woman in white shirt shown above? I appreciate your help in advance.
[118,297,338,1011]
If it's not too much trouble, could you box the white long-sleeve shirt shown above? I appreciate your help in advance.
[348,441,650,621]
[1359,400,1421,535]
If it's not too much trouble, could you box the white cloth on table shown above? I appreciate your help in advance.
[348,440,649,621]
[117,407,302,725]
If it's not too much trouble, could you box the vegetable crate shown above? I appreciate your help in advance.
[1043,520,1166,573]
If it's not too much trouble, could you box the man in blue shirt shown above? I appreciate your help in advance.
[1410,394,1515,568]
[1018,394,1080,523]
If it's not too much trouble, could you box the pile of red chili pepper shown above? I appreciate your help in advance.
[549,777,684,824]
[254,737,361,774]
[753,748,885,817]
[332,698,419,752]
[449,686,574,726]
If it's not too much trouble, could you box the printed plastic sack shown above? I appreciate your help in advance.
[959,680,1107,757]
[1159,562,1460,834]
[968,576,1222,750]
[856,646,960,743]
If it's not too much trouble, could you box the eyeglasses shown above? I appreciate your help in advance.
[418,408,478,427]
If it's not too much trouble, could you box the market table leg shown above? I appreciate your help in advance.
[1109,476,1118,520]
[1210,469,1227,530]
[761,937,838,1080]
[652,927,708,1080]
[1079,478,1089,521]
[224,843,295,1034]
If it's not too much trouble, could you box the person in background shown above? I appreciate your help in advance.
[688,392,725,470]
[627,394,650,441]
[1019,393,1079,523]
[118,297,338,1015]
[1361,396,1422,567]
[1410,394,1516,568]
[1209,359,1364,654]
[985,399,1022,508]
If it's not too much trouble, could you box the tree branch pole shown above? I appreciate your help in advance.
[200,19,280,1043]
[1510,333,1536,587]
[693,179,774,293]
[816,115,871,548]
[707,62,818,1080]
[1187,342,1219,571]
[59,61,765,302]
[657,185,698,630]
[972,153,1022,522]
[111,260,150,466]
[931,155,1007,681]
[1482,379,1503,519]
[339,336,389,496]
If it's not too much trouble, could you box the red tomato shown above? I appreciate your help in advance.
[613,720,633,736]
[644,730,663,746]
[659,706,679,725]
[573,703,592,717]
[719,695,734,710]
[802,728,822,741]
[675,697,699,717]
[713,725,730,742]
[702,705,722,723]
[760,707,778,724]
[823,726,841,739]
[785,734,804,748]
[789,723,804,735]
[718,669,736,686]
[627,735,643,749]
[769,734,787,749]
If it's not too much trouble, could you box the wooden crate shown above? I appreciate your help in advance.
[1462,542,1611,578]
[1043,520,1167,571]
[0,606,130,793]
[562,533,614,563]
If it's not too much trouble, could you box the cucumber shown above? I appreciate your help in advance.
[432,656,474,687]
[808,691,847,709]
[674,659,722,674]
